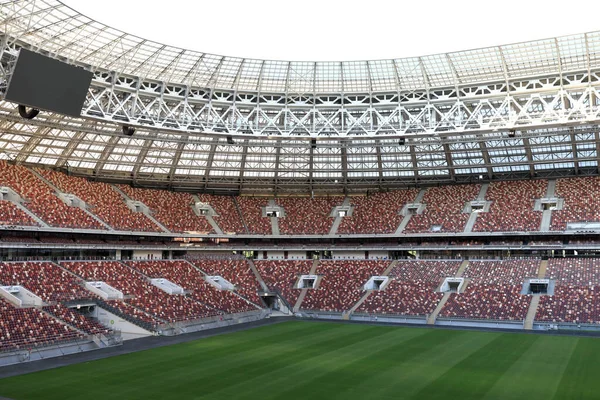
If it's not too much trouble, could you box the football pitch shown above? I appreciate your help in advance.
[1,321,600,399]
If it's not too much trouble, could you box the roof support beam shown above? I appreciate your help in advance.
[14,125,53,164]
[478,138,493,179]
[168,139,187,183]
[569,128,579,175]
[131,132,159,179]
[56,131,86,168]
[238,139,249,191]
[93,135,121,175]
[522,136,535,177]
[203,137,219,190]
[442,142,455,181]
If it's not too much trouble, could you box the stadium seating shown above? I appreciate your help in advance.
[551,177,600,231]
[0,162,104,229]
[235,197,271,234]
[544,258,600,286]
[300,260,389,312]
[404,185,480,233]
[37,169,161,232]
[474,180,547,232]
[45,304,111,336]
[277,197,344,234]
[117,185,213,233]
[439,260,538,321]
[191,259,263,305]
[125,260,256,315]
[337,189,419,234]
[0,299,83,352]
[0,201,38,227]
[197,194,246,234]
[439,283,531,321]
[357,260,461,316]
[536,285,600,325]
[0,262,95,303]
[254,260,312,306]
[61,261,220,323]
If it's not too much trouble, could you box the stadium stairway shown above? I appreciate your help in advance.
[538,260,548,278]
[395,189,426,234]
[464,184,489,233]
[13,201,48,227]
[246,259,269,292]
[293,259,320,312]
[190,194,224,234]
[455,260,470,277]
[524,295,540,330]
[232,196,250,234]
[344,260,398,319]
[329,197,350,235]
[427,292,452,325]
[29,169,113,230]
[111,185,171,233]
[269,200,280,235]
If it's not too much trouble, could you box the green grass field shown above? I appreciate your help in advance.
[1,321,600,399]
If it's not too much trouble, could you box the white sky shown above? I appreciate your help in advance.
[63,0,599,61]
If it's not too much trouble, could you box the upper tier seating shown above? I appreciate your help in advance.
[404,185,480,233]
[0,262,95,303]
[0,200,37,226]
[357,260,461,316]
[117,185,213,233]
[45,304,111,336]
[463,260,540,285]
[337,190,419,234]
[277,197,344,235]
[126,260,256,314]
[300,260,390,312]
[37,169,161,232]
[0,162,103,229]
[551,177,600,231]
[192,259,263,305]
[62,261,218,323]
[0,299,83,352]
[254,260,312,306]
[197,194,245,234]
[236,197,271,234]
[474,180,547,232]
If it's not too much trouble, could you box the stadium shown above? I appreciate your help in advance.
[1,0,600,398]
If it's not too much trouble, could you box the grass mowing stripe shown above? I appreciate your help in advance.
[553,337,600,400]
[483,335,577,400]
[244,327,435,400]
[355,330,500,400]
[0,322,343,400]
[272,329,462,400]
[195,324,408,399]
[412,332,538,400]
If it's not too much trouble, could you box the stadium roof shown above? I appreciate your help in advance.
[0,0,599,194]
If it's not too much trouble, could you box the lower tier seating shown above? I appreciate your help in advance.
[192,259,263,305]
[254,260,312,307]
[536,285,600,325]
[44,304,111,336]
[439,283,531,321]
[357,280,443,316]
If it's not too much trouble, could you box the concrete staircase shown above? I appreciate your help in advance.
[294,259,320,312]
[189,194,224,234]
[427,292,452,325]
[538,260,548,278]
[13,202,49,227]
[346,290,373,316]
[395,189,427,234]
[456,260,470,277]
[383,260,398,276]
[524,295,541,330]
[539,180,557,232]
[329,197,350,235]
[464,183,489,233]
[232,196,250,234]
[111,185,171,233]
[246,258,269,292]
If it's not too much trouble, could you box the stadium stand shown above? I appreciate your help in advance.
[404,185,480,233]
[0,299,83,351]
[61,261,219,323]
[0,261,95,303]
[0,200,37,226]
[474,180,547,232]
[235,197,270,234]
[337,190,419,234]
[357,260,461,316]
[0,161,104,229]
[45,304,111,336]
[551,177,600,231]
[197,194,246,234]
[300,260,389,312]
[254,260,312,306]
[125,260,256,314]
[37,169,161,232]
[191,259,263,305]
[439,260,539,321]
[277,197,344,234]
[117,185,214,233]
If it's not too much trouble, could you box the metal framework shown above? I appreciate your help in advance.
[0,0,599,193]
